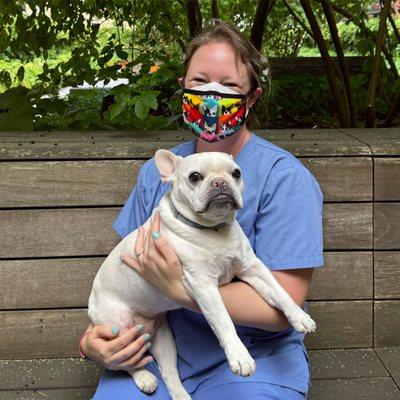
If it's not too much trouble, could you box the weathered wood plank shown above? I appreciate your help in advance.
[339,128,400,156]
[375,347,400,376]
[0,208,121,258]
[375,158,400,201]
[308,349,388,380]
[0,309,90,359]
[0,129,372,159]
[0,387,97,400]
[0,205,371,259]
[0,301,372,359]
[375,252,400,299]
[323,203,373,249]
[0,160,143,207]
[308,377,400,400]
[305,301,372,349]
[0,252,368,310]
[0,258,103,309]
[374,203,400,249]
[374,301,400,347]
[301,157,372,202]
[0,358,103,390]
[0,157,370,207]
[308,252,373,300]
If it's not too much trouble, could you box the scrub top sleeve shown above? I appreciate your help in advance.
[255,165,324,270]
[112,165,150,239]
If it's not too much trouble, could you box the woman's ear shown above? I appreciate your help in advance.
[247,87,263,109]
[178,76,185,90]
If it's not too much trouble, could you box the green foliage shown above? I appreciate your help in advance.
[0,0,398,130]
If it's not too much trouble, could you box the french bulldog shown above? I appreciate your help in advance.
[88,149,316,400]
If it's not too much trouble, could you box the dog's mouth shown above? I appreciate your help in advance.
[203,192,240,211]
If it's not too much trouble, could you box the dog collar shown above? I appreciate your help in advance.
[168,196,228,231]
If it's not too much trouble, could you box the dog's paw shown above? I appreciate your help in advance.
[226,341,256,377]
[287,309,316,333]
[132,369,158,394]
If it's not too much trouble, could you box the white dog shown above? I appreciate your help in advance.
[88,149,316,400]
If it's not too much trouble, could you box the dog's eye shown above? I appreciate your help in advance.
[189,172,203,183]
[232,169,241,179]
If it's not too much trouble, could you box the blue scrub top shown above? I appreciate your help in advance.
[112,132,324,395]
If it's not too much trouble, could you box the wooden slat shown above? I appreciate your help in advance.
[323,203,373,249]
[375,347,400,376]
[305,301,372,349]
[309,377,400,400]
[0,302,372,359]
[375,252,400,299]
[375,158,400,201]
[0,251,370,311]
[0,359,103,390]
[0,160,143,207]
[308,349,388,380]
[0,129,372,159]
[0,204,370,259]
[375,301,400,347]
[375,203,400,249]
[340,128,400,156]
[0,388,97,400]
[0,208,121,258]
[301,157,372,202]
[0,309,90,359]
[308,252,372,300]
[0,158,371,207]
[0,258,103,309]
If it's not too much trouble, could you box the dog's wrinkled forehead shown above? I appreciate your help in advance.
[179,152,239,175]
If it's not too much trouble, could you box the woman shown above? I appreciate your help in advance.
[81,20,324,399]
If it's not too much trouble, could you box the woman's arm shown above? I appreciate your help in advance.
[172,268,314,332]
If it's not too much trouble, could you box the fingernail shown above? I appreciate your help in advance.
[119,254,125,261]
[152,231,160,239]
[135,324,143,332]
[144,333,152,341]
[145,341,152,349]
[112,326,119,335]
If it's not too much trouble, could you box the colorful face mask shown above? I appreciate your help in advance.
[182,82,250,142]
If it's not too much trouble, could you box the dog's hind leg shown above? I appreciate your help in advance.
[145,314,191,400]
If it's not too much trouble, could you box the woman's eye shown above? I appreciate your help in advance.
[189,172,203,183]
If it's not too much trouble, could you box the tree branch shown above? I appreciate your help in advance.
[320,0,356,127]
[299,0,350,127]
[250,0,276,51]
[211,0,219,19]
[282,0,314,39]
[365,0,391,127]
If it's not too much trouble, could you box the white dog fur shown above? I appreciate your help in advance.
[88,149,316,400]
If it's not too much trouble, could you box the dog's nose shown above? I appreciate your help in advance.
[211,178,227,188]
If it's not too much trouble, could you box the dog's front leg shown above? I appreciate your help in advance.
[182,272,255,377]
[236,257,316,333]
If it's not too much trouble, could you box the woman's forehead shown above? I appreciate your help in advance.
[187,42,248,80]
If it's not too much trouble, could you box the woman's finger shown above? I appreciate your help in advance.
[118,341,152,369]
[134,225,145,257]
[129,355,154,370]
[120,254,142,274]
[152,235,179,265]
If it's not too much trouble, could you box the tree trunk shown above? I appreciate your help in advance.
[365,0,391,128]
[299,0,350,127]
[250,0,276,51]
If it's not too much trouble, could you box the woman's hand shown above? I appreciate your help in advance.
[81,322,155,372]
[120,211,188,304]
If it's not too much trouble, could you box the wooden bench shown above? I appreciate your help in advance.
[1,129,399,399]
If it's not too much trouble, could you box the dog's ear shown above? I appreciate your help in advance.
[155,149,183,183]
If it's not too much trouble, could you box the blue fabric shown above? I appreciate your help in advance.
[94,132,324,398]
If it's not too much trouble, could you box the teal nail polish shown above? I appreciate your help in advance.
[152,231,160,239]
[145,341,152,349]
[135,324,143,332]
[112,326,119,335]
[144,333,152,341]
